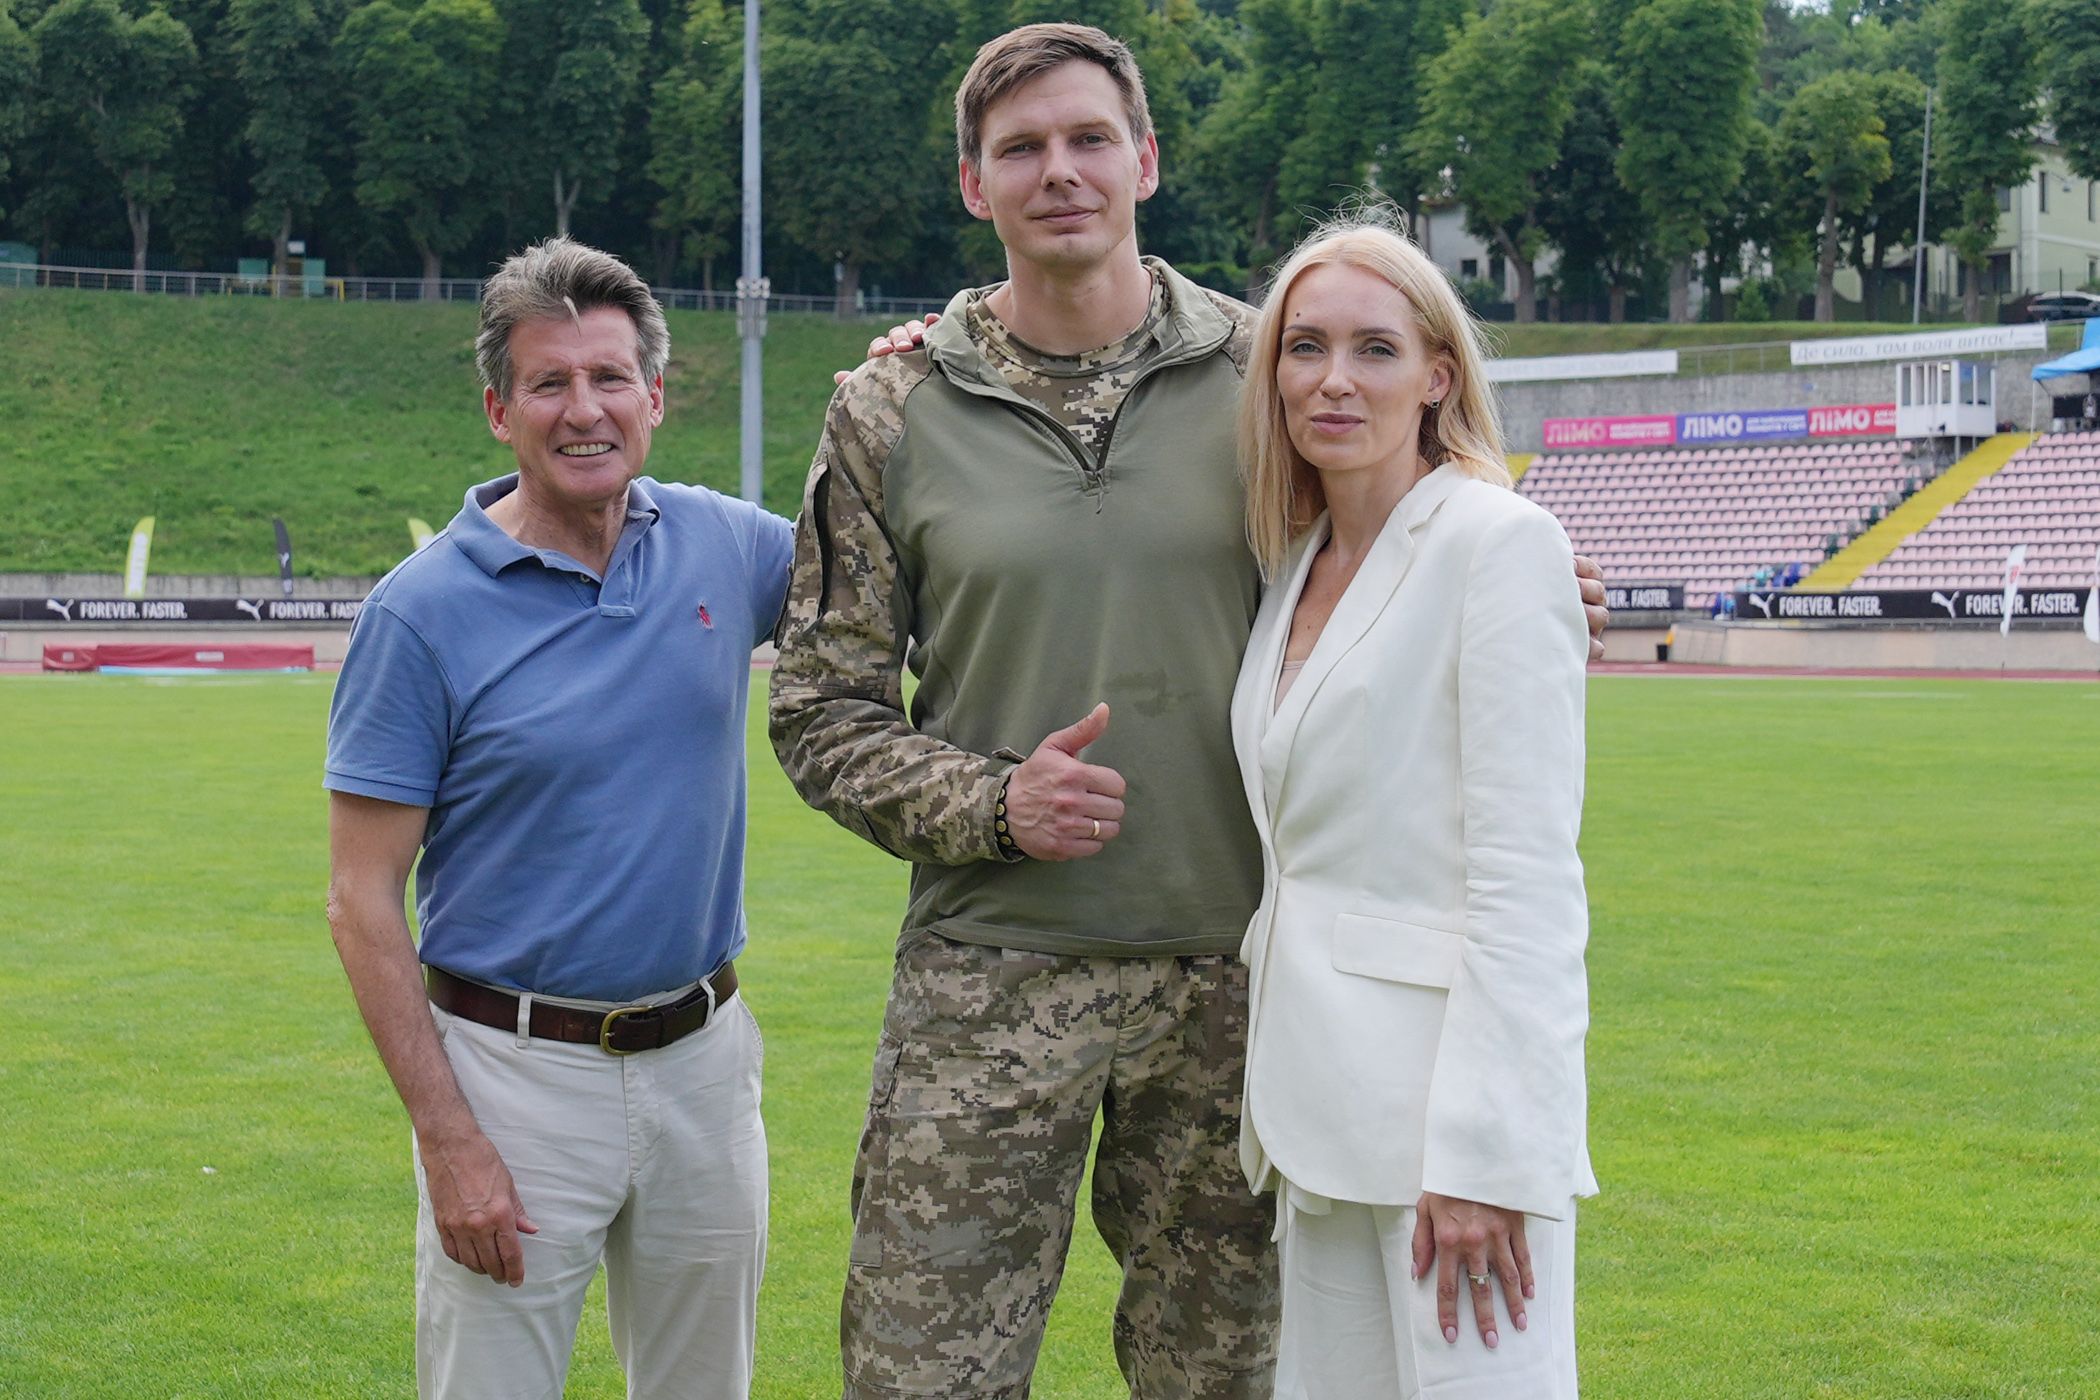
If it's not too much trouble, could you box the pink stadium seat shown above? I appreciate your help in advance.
[1851,436,2100,591]
[1518,437,1926,606]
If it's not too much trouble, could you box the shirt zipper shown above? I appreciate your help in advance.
[978,331,1230,499]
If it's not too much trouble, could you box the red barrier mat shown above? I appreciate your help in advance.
[44,642,314,672]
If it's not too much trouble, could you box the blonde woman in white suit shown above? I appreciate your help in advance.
[1231,220,1595,1400]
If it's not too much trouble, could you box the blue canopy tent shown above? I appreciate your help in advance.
[2031,317,2100,382]
[2031,319,2100,427]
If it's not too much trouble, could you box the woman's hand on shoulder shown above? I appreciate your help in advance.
[1575,554,1607,660]
[1411,1190,1534,1349]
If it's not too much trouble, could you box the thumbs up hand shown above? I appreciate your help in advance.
[1004,703,1126,861]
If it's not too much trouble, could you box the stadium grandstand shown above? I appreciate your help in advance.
[1517,439,1932,608]
[1852,431,2100,591]
[1505,319,2100,654]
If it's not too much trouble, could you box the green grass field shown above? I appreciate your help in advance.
[4,289,2074,578]
[2,672,2097,1398]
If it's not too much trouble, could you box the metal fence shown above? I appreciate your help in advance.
[5,260,2072,369]
[1672,341,1803,378]
[0,261,950,317]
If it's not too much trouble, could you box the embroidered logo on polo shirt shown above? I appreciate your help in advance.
[696,602,713,629]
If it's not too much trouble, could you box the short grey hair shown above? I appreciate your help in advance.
[475,238,670,400]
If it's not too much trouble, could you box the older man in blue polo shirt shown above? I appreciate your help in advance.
[325,238,790,1400]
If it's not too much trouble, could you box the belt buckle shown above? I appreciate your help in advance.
[599,1004,649,1055]
[598,974,718,1056]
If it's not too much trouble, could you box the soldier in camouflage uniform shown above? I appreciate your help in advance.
[771,25,1277,1400]
[771,22,1599,1400]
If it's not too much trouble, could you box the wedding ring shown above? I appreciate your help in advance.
[1090,818,1101,840]
[1467,1272,1492,1287]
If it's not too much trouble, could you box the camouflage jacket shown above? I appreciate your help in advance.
[769,259,1269,955]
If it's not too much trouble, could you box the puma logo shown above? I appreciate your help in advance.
[1931,591,1959,620]
[44,598,73,621]
[236,599,265,621]
[1748,593,1773,618]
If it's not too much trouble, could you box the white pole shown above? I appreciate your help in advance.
[1913,89,1932,326]
[737,0,766,506]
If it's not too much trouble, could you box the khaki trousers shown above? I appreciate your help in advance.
[415,992,768,1400]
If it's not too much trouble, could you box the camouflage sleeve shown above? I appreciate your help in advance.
[768,363,1019,867]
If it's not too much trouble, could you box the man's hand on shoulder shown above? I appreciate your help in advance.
[419,1126,539,1287]
[832,312,941,387]
[1574,554,1607,661]
[1003,703,1125,861]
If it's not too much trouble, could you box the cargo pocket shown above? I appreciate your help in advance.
[848,1033,905,1268]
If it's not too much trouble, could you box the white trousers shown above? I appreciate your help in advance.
[1273,1188,1578,1400]
[415,991,768,1400]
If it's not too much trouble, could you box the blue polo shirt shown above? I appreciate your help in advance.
[325,474,792,1001]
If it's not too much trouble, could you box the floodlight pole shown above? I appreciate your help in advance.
[736,0,767,506]
[1913,88,1933,326]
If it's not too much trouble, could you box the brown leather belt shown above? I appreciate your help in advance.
[426,962,738,1055]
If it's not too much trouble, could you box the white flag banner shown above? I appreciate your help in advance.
[123,516,155,600]
[2000,543,2027,637]
[2084,545,2099,644]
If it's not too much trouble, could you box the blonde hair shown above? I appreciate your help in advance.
[954,23,1151,168]
[1239,218,1510,580]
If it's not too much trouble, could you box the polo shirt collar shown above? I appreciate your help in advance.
[448,474,662,580]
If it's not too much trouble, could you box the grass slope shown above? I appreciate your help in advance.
[0,292,872,577]
[1,672,2095,1397]
[3,288,2063,577]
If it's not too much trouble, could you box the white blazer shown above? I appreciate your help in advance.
[1231,463,1597,1219]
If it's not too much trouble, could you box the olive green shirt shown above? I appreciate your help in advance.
[769,259,1264,956]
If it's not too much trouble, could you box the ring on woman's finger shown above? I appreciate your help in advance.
[1467,1271,1492,1287]
[1091,818,1101,840]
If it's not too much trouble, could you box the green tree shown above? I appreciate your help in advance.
[1128,0,1239,278]
[1843,70,1949,319]
[1300,0,1465,237]
[31,0,198,288]
[337,0,501,294]
[1935,0,2038,320]
[1408,0,1587,322]
[0,3,33,226]
[764,0,955,313]
[228,0,333,276]
[157,0,248,272]
[1378,0,1467,221]
[1703,118,1803,319]
[1779,71,1891,322]
[1196,0,1459,283]
[646,0,738,289]
[2032,0,2100,180]
[1613,0,1762,321]
[499,0,648,237]
[1538,62,1650,323]
[1192,0,1319,276]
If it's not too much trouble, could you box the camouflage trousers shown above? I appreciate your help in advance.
[841,930,1279,1400]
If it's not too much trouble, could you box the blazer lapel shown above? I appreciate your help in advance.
[1261,465,1467,802]
[1236,520,1324,839]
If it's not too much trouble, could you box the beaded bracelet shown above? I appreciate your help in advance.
[994,778,1026,861]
